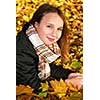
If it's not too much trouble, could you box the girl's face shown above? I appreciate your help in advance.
[34,12,64,45]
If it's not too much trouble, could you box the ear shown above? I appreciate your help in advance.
[34,22,39,29]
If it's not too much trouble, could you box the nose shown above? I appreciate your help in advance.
[52,28,57,37]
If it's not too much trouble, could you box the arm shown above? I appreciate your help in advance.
[50,63,74,80]
[16,49,41,92]
[50,63,83,90]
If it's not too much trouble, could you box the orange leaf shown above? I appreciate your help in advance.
[16,85,33,95]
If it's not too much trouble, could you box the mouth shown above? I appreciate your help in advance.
[47,36,55,42]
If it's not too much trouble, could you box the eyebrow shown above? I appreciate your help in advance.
[47,23,63,28]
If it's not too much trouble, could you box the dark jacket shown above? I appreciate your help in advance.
[16,23,74,92]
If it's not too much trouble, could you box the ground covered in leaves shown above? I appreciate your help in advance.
[16,0,83,99]
[16,79,83,100]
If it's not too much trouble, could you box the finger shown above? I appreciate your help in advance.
[68,73,83,79]
[65,79,71,86]
[77,83,83,90]
[75,79,83,90]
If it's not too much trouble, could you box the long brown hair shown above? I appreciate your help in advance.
[29,3,70,63]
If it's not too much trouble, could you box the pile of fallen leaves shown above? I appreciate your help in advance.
[16,79,83,100]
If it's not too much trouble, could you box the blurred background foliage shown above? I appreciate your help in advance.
[16,0,83,99]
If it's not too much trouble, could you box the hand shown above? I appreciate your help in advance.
[68,73,83,79]
[65,73,83,90]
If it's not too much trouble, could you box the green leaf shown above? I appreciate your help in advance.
[80,98,83,100]
[71,61,81,69]
[38,92,47,97]
[70,92,81,98]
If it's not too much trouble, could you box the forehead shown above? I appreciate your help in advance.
[40,13,64,26]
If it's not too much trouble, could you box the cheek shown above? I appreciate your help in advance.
[38,27,47,36]
[42,28,51,35]
[57,32,62,40]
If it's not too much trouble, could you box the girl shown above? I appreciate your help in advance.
[16,3,82,92]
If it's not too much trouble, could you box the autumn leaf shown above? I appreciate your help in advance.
[50,79,68,98]
[16,94,33,100]
[69,91,83,100]
[16,85,33,95]
[38,92,47,97]
[54,58,62,66]
[70,61,81,70]
[67,84,78,92]
[39,81,49,92]
[60,97,69,100]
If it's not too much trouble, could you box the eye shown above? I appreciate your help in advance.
[58,28,63,31]
[47,25,52,28]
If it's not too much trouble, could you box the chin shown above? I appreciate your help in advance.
[44,40,55,45]
[45,42,52,46]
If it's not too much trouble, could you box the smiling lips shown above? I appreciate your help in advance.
[47,36,56,42]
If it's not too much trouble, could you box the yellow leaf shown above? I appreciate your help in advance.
[68,84,78,92]
[40,81,49,92]
[50,79,68,98]
[23,15,29,21]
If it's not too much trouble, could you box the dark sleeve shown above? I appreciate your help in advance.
[50,63,74,80]
[16,49,41,91]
